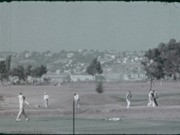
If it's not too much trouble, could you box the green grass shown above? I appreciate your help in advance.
[160,92,180,97]
[0,116,180,134]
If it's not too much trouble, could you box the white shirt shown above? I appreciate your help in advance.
[74,94,79,101]
[18,95,23,102]
[44,94,49,100]
[20,100,29,109]
[148,91,153,99]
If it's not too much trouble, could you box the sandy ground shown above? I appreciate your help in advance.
[0,81,180,133]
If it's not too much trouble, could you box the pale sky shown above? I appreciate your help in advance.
[0,1,180,52]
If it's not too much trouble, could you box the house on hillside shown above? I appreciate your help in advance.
[104,73,122,82]
[95,74,106,82]
[26,76,45,85]
[9,76,20,84]
[42,72,71,84]
[70,74,94,82]
[123,73,146,81]
[123,74,129,81]
[27,76,34,84]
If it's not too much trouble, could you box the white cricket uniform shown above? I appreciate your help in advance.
[43,94,49,107]
[18,95,23,106]
[16,99,29,121]
[148,91,154,107]
[126,92,132,109]
[74,94,80,109]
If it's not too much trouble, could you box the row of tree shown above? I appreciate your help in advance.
[1,39,179,89]
[9,65,47,81]
[86,40,180,93]
[141,39,180,90]
[0,55,47,82]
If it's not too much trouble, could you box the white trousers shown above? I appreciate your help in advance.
[44,99,48,107]
[74,100,80,109]
[126,99,130,109]
[16,108,28,120]
[148,98,155,107]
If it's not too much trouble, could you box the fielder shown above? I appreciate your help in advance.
[148,90,158,107]
[148,90,154,107]
[126,91,132,109]
[16,96,29,121]
[74,93,80,109]
[152,90,158,107]
[43,92,49,108]
[18,93,23,102]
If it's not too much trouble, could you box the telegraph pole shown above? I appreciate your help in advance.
[73,100,75,135]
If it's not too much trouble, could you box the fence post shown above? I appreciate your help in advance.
[73,100,75,135]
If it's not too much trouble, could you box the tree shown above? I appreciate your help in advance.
[142,39,180,90]
[0,55,12,81]
[160,39,180,80]
[24,65,33,81]
[10,65,25,81]
[0,60,6,75]
[96,82,104,94]
[0,60,7,81]
[31,65,47,78]
[5,55,11,73]
[86,57,103,76]
[24,65,32,77]
[141,48,165,90]
[9,64,47,83]
[87,57,104,94]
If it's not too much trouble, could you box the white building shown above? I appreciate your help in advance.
[70,75,94,82]
[42,72,71,84]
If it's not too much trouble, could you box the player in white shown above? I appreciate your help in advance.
[148,90,158,107]
[16,96,29,121]
[74,93,80,109]
[43,92,49,108]
[18,93,23,103]
[152,90,158,107]
[126,91,132,109]
[148,90,154,107]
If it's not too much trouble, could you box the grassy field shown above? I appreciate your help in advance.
[0,81,180,134]
[1,116,180,134]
